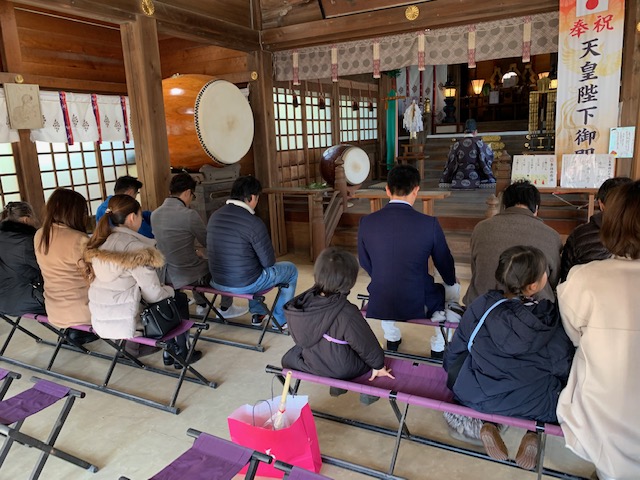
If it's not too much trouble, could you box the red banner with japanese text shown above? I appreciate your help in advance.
[555,0,625,157]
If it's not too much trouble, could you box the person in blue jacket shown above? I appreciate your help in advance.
[444,245,574,471]
[96,175,153,238]
[207,176,298,329]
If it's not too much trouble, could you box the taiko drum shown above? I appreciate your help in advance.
[162,74,254,171]
[320,144,371,187]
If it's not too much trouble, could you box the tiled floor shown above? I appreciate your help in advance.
[0,254,593,479]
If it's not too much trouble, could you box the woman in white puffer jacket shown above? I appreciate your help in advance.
[83,194,201,366]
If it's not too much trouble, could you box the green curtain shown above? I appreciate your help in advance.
[386,89,397,168]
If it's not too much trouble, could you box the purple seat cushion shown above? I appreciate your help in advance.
[283,358,564,437]
[193,286,274,301]
[0,379,70,425]
[287,466,333,480]
[151,433,253,480]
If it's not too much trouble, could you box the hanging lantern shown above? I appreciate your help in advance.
[318,79,326,110]
[350,82,358,111]
[289,81,299,108]
[367,84,374,112]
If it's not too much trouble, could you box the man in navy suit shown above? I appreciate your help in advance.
[358,165,458,358]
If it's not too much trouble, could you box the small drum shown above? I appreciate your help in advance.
[162,74,254,171]
[320,145,370,186]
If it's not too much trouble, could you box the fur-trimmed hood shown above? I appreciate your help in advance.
[84,227,165,283]
[84,245,165,270]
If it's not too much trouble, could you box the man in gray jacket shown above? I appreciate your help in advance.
[464,180,562,305]
[151,173,246,318]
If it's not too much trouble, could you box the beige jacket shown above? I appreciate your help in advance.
[34,224,90,328]
[84,227,173,339]
[557,258,640,480]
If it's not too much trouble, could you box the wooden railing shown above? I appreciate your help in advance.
[264,161,350,261]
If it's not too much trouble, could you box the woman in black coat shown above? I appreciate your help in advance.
[282,247,393,381]
[0,202,45,315]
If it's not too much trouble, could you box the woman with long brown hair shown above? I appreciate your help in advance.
[0,201,45,315]
[84,194,201,366]
[34,188,96,343]
[557,180,640,480]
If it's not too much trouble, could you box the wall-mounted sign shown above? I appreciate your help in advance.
[512,155,558,186]
[608,126,635,158]
[560,153,615,188]
[4,83,44,130]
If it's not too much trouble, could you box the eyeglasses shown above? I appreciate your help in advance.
[191,191,197,200]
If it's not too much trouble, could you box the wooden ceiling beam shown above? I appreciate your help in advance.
[262,0,559,51]
[11,0,260,51]
[0,71,127,93]
[10,0,135,24]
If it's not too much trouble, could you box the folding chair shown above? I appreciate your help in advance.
[266,362,586,480]
[0,314,217,414]
[119,428,272,480]
[0,368,20,401]
[357,293,459,364]
[0,312,92,358]
[0,374,98,479]
[273,460,334,480]
[180,283,289,352]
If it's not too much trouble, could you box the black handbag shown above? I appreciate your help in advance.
[140,297,182,339]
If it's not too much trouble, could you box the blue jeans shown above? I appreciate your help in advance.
[210,261,298,326]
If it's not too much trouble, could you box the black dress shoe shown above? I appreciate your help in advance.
[166,350,203,370]
[163,351,175,366]
[430,349,444,360]
[359,393,380,405]
[386,339,402,352]
[329,387,348,397]
[67,329,99,345]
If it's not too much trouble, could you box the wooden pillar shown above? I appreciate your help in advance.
[0,0,21,72]
[248,50,287,254]
[620,0,640,179]
[120,15,170,210]
[248,50,277,187]
[12,131,45,217]
[0,1,45,214]
[334,160,348,209]
[311,192,325,261]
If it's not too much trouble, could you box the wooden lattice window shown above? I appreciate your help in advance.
[340,95,378,143]
[359,99,378,140]
[273,87,303,152]
[305,92,332,149]
[99,141,137,195]
[339,96,358,142]
[37,140,137,216]
[0,144,20,209]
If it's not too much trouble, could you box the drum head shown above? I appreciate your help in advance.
[194,80,254,165]
[342,147,370,185]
